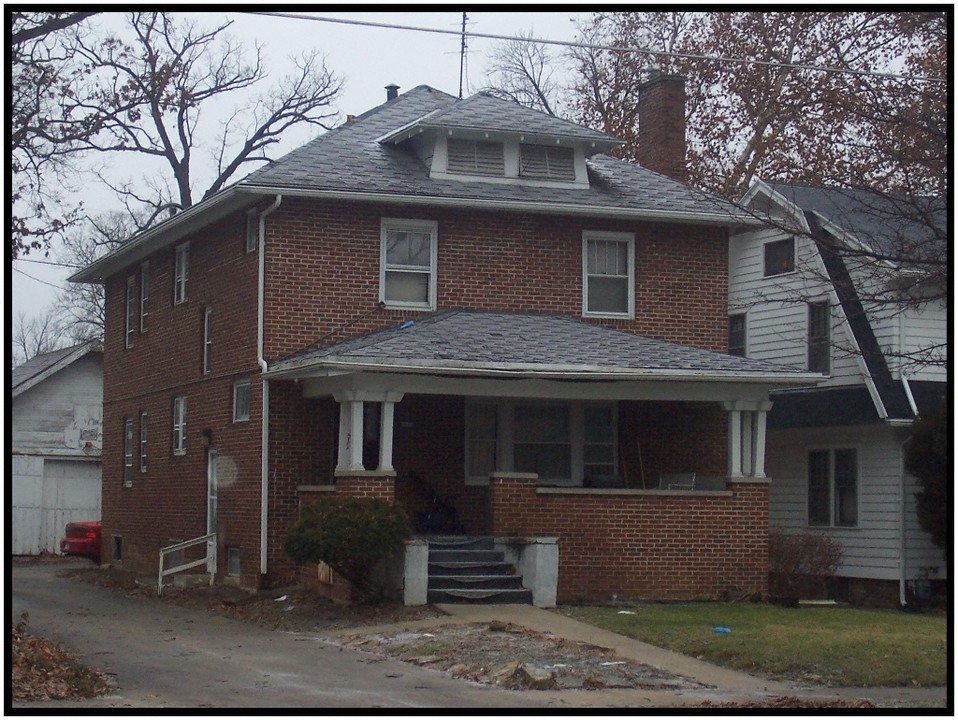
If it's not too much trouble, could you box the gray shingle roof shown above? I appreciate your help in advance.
[269,310,814,382]
[767,181,945,263]
[12,341,100,392]
[241,85,747,222]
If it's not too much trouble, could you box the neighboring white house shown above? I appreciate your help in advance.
[729,180,947,606]
[12,341,103,555]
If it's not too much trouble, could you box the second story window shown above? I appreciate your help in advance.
[583,231,634,318]
[233,380,251,422]
[123,418,134,486]
[173,396,187,455]
[380,218,437,309]
[446,138,504,176]
[519,144,575,181]
[125,276,136,349]
[174,243,190,305]
[764,237,795,276]
[245,211,258,253]
[728,313,747,357]
[140,261,150,332]
[808,302,830,374]
[202,306,212,374]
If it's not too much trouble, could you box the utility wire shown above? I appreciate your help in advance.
[15,257,83,269]
[246,12,947,85]
[13,266,67,291]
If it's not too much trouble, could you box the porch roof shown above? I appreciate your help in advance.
[266,310,821,385]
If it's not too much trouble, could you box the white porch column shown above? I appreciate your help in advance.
[377,392,404,472]
[336,401,351,472]
[347,400,364,470]
[752,401,772,479]
[724,402,743,478]
[741,411,754,477]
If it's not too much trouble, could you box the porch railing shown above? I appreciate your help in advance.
[158,533,216,596]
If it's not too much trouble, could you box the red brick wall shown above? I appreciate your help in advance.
[489,476,769,603]
[100,194,730,589]
[262,198,728,358]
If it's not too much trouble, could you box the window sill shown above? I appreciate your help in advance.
[583,311,634,320]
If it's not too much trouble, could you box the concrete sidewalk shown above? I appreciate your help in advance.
[334,603,948,708]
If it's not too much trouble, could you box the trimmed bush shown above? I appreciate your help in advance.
[284,496,411,601]
[905,397,949,564]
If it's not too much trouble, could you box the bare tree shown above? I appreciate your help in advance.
[67,12,342,223]
[480,31,564,116]
[10,12,100,259]
[11,310,68,366]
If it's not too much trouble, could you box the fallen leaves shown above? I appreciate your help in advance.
[11,613,109,702]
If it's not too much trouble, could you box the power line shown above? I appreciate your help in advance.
[246,12,947,85]
[15,257,83,269]
[13,266,66,291]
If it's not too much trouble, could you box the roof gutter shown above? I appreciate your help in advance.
[265,357,822,386]
[236,184,757,228]
[257,195,283,578]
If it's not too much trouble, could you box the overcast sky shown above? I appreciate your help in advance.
[10,10,586,335]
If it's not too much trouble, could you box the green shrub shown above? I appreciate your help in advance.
[284,496,411,601]
[768,527,843,598]
[905,396,949,564]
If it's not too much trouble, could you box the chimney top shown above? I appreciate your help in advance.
[385,84,400,101]
[637,74,687,183]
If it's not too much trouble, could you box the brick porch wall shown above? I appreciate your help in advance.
[489,474,769,603]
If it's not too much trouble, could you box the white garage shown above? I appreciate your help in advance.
[11,342,103,556]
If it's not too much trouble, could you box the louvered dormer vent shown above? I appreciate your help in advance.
[446,139,505,176]
[519,144,576,182]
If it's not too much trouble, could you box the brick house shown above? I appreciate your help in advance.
[71,77,818,603]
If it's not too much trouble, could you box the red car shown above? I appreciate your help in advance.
[60,521,102,563]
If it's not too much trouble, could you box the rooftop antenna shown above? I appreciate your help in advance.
[458,12,468,99]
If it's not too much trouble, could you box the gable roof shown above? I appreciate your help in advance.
[72,85,752,284]
[267,310,820,385]
[12,340,102,398]
[764,181,945,269]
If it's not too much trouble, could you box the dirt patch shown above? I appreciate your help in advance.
[63,564,443,632]
[332,620,709,692]
[701,696,875,709]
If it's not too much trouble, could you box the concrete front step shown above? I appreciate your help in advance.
[427,587,534,604]
[429,574,526,591]
[428,549,504,563]
[421,535,495,551]
[428,561,517,576]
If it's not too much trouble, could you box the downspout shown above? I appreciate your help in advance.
[898,374,918,607]
[257,195,283,577]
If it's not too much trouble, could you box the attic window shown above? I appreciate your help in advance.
[519,144,575,181]
[447,139,504,176]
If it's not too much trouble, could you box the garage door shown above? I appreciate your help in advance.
[12,458,101,555]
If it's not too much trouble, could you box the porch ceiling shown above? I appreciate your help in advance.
[266,311,820,401]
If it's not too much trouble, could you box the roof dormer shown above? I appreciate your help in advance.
[379,92,621,190]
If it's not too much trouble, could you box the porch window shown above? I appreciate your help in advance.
[466,402,497,481]
[808,448,858,527]
[514,404,572,482]
[583,405,616,482]
[380,218,437,309]
[583,231,634,317]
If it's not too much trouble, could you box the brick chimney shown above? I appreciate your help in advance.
[637,71,686,182]
[385,83,400,101]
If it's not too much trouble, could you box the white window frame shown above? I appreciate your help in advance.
[202,306,212,374]
[125,276,136,348]
[379,218,438,310]
[763,236,796,277]
[728,312,747,357]
[808,301,831,374]
[174,243,189,305]
[233,380,251,423]
[807,447,859,528]
[140,261,150,332]
[139,412,148,473]
[582,231,635,319]
[173,396,187,455]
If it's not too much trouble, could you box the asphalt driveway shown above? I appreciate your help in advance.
[10,560,551,709]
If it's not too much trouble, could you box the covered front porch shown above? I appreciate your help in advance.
[268,311,819,602]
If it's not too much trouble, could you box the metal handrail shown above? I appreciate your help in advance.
[158,533,216,595]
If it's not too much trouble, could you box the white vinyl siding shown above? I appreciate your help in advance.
[380,218,437,309]
[446,139,505,176]
[767,424,945,581]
